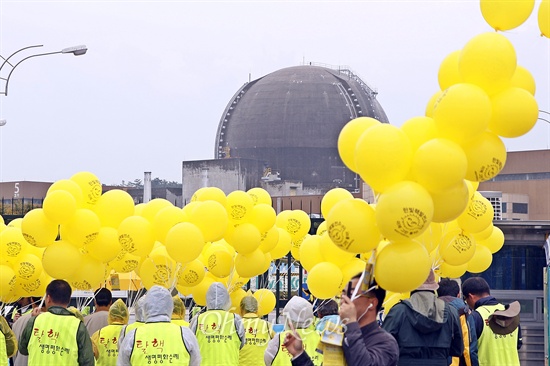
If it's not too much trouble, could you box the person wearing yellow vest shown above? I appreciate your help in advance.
[172,296,190,327]
[190,282,245,366]
[0,315,17,366]
[264,296,323,366]
[118,285,201,366]
[18,279,95,366]
[91,299,128,366]
[462,277,522,366]
[118,294,146,349]
[238,295,274,365]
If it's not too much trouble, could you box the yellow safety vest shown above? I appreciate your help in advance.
[239,316,272,365]
[130,322,190,365]
[124,321,144,335]
[196,310,241,366]
[477,304,520,366]
[96,324,124,366]
[172,318,190,327]
[28,312,81,366]
[272,328,323,366]
[0,329,7,366]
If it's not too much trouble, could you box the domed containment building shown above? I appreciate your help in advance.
[214,64,389,192]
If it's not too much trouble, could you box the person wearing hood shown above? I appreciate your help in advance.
[437,278,478,366]
[314,299,340,333]
[91,299,129,365]
[239,295,274,365]
[118,295,146,349]
[118,285,201,366]
[264,296,323,366]
[189,282,245,366]
[382,269,463,365]
[171,296,189,327]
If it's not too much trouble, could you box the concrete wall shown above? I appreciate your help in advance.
[0,181,52,200]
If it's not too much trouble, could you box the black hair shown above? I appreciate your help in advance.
[46,280,72,306]
[317,299,339,317]
[437,278,460,298]
[462,277,490,298]
[349,273,386,312]
[94,288,113,307]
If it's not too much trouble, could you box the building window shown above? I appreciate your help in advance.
[501,202,507,213]
[512,203,528,214]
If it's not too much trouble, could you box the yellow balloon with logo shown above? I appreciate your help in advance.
[511,65,536,96]
[307,262,343,299]
[254,289,276,316]
[355,124,413,193]
[459,33,516,96]
[0,265,16,299]
[439,228,476,266]
[62,208,101,248]
[425,90,443,118]
[178,259,206,287]
[436,262,468,279]
[319,233,355,267]
[21,209,58,248]
[226,190,254,223]
[43,190,77,224]
[480,0,535,31]
[338,117,380,172]
[108,250,141,274]
[207,250,234,278]
[438,50,462,90]
[70,171,102,207]
[374,239,431,293]
[247,187,271,206]
[457,192,494,234]
[430,181,469,223]
[93,189,135,228]
[375,181,434,241]
[327,198,380,253]
[190,201,228,242]
[14,253,42,283]
[140,255,176,289]
[86,227,121,263]
[259,226,279,253]
[321,188,354,218]
[488,87,539,138]
[299,235,324,271]
[401,116,438,153]
[0,227,26,266]
[462,131,507,182]
[467,245,493,274]
[290,235,308,261]
[68,255,106,290]
[118,215,155,257]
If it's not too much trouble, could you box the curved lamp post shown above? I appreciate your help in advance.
[0,44,87,96]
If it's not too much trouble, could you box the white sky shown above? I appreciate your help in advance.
[0,1,548,185]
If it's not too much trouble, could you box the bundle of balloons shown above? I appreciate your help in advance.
[304,0,548,303]
[0,171,306,316]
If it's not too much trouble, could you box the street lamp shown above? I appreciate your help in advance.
[0,44,87,96]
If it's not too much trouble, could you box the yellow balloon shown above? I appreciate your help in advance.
[355,124,413,193]
[62,208,101,248]
[19,272,49,298]
[207,250,234,278]
[0,265,16,299]
[196,187,227,206]
[438,50,462,90]
[134,203,146,216]
[254,289,276,316]
[316,221,327,236]
[307,262,344,299]
[235,249,266,278]
[226,190,254,223]
[459,33,516,96]
[86,227,121,263]
[43,190,77,224]
[247,187,271,206]
[190,201,228,242]
[229,288,247,313]
[436,262,468,279]
[374,240,431,293]
[467,245,493,274]
[400,116,438,153]
[67,255,106,290]
[383,291,410,313]
[0,227,26,266]
[192,277,216,306]
[433,83,491,143]
[412,138,467,193]
[477,226,505,254]
[249,204,277,233]
[338,117,380,172]
[539,0,550,37]
[461,131,507,182]
[70,171,102,207]
[488,87,539,138]
[226,223,261,254]
[430,181,469,223]
[21,209,58,248]
[439,229,476,266]
[511,65,536,95]
[139,255,176,289]
[480,0,535,31]
[178,259,206,287]
[14,253,42,282]
[327,198,380,253]
[375,181,434,241]
[299,235,324,271]
[152,206,188,243]
[425,90,443,118]
[321,188,354,218]
[165,222,205,263]
[93,189,135,228]
[270,229,292,260]
[7,218,22,228]
[42,240,82,279]
[416,222,443,253]
[276,210,311,241]
[141,198,173,223]
[259,226,279,253]
[340,257,367,288]
[319,233,355,267]
[118,216,155,257]
[47,179,84,208]
[457,192,494,233]
[108,250,141,274]
[228,275,250,293]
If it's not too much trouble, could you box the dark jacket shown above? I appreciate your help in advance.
[439,295,479,366]
[291,320,399,366]
[470,296,522,349]
[382,291,463,366]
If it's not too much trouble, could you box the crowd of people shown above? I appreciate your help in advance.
[0,272,522,366]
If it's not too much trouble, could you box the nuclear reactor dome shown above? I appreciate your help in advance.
[215,64,389,191]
